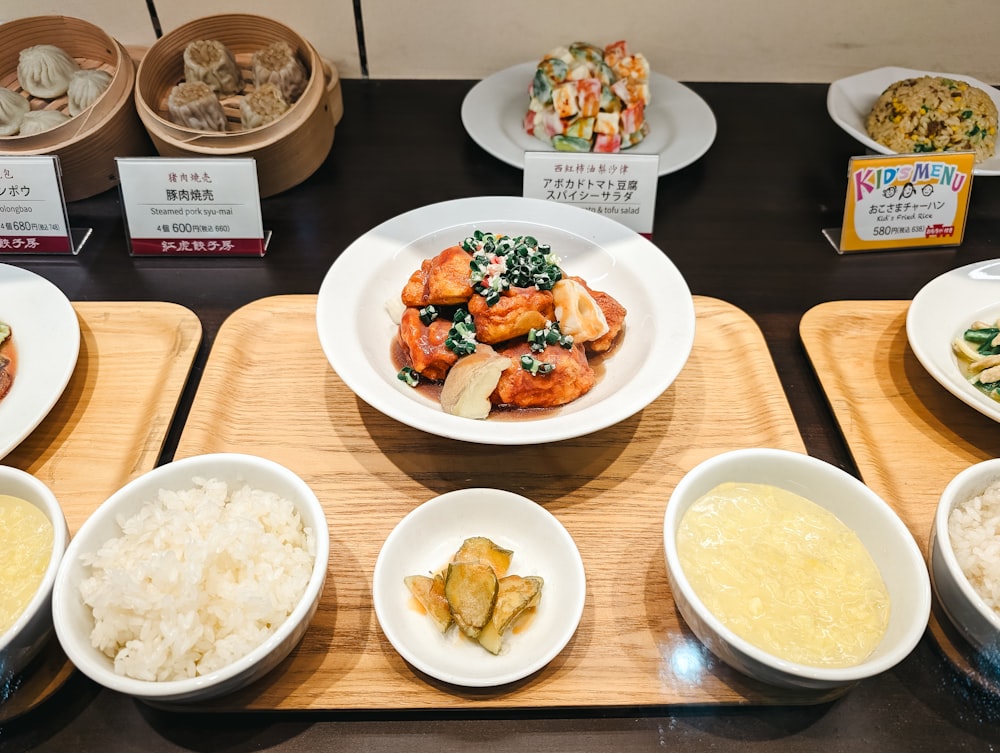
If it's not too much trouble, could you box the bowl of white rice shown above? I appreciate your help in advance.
[51,453,329,703]
[932,459,1000,657]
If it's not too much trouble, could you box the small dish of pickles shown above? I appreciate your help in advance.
[372,487,585,687]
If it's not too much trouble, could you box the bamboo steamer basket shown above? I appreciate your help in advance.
[0,16,152,202]
[135,14,341,198]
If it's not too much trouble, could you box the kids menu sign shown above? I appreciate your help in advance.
[832,151,975,253]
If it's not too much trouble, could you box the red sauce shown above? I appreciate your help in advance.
[0,329,16,401]
[391,331,616,421]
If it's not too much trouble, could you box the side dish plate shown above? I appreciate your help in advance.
[315,195,696,445]
[461,62,717,176]
[906,259,1000,423]
[827,66,1000,176]
[372,487,586,688]
[0,264,80,459]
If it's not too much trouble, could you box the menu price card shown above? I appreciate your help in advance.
[523,151,658,234]
[117,157,266,257]
[834,151,974,253]
[0,156,74,254]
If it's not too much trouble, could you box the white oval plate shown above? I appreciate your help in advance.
[316,196,696,445]
[461,62,717,176]
[0,264,80,460]
[827,66,1000,176]
[906,259,1000,422]
[372,488,585,688]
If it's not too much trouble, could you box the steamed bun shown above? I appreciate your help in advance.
[18,44,80,98]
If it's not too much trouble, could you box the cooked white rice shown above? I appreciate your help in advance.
[79,477,315,682]
[948,479,1000,613]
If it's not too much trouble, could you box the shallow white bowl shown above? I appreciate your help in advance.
[663,448,931,690]
[316,196,696,445]
[931,458,1000,655]
[0,466,68,685]
[52,453,329,703]
[372,487,586,687]
[827,66,1000,176]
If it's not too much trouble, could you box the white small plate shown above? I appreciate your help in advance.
[0,264,80,460]
[461,62,717,175]
[906,259,1000,422]
[315,195,695,445]
[827,66,1000,176]
[372,488,586,688]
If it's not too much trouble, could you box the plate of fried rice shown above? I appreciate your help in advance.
[828,67,1000,176]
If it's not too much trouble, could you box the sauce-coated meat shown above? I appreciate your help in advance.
[492,341,595,408]
[469,286,555,344]
[401,245,474,307]
[397,307,458,381]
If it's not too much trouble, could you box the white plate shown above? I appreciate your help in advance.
[461,62,717,175]
[315,196,696,445]
[906,259,1000,422]
[0,264,80,460]
[372,487,586,688]
[827,66,1000,176]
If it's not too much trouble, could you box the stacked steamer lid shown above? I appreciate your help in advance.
[134,14,343,198]
[0,15,152,202]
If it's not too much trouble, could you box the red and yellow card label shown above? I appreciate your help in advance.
[839,151,974,253]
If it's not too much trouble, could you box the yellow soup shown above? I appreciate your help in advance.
[0,494,54,635]
[677,482,890,668]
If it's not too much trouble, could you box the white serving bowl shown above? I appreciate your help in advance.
[372,487,586,687]
[930,458,1000,656]
[316,196,696,445]
[663,448,931,691]
[0,466,68,683]
[52,453,329,703]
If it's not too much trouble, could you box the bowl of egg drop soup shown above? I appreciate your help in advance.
[0,466,68,686]
[663,448,931,691]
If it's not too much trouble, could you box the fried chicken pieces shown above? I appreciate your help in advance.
[396,233,626,418]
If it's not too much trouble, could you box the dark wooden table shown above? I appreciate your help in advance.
[3,79,1000,751]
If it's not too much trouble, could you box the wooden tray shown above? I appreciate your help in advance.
[173,294,828,710]
[1,301,202,722]
[800,300,1000,691]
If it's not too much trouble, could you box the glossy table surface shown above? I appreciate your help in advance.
[3,79,1000,751]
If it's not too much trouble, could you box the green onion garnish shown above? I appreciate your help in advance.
[463,230,563,306]
[520,354,555,376]
[445,308,477,356]
[418,305,439,325]
[397,366,420,387]
[527,321,573,352]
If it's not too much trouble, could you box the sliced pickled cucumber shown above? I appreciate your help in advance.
[445,560,498,638]
[404,573,452,633]
[451,536,513,576]
[478,575,544,655]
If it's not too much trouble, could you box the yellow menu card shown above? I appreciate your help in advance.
[838,152,974,253]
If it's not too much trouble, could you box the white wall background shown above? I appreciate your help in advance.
[1,0,997,83]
